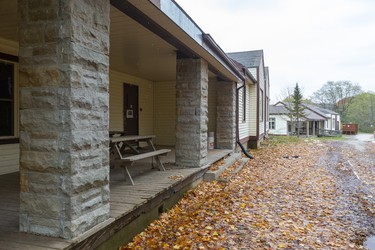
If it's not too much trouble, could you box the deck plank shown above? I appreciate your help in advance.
[0,232,71,249]
[0,149,231,250]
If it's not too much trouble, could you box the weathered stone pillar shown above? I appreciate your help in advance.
[312,121,316,136]
[216,82,236,149]
[306,121,310,136]
[176,58,208,167]
[18,0,110,239]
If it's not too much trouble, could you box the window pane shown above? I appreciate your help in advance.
[0,62,14,99]
[0,100,13,136]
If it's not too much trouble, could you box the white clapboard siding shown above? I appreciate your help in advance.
[248,84,257,136]
[153,81,176,146]
[268,115,289,135]
[239,82,252,140]
[109,69,154,135]
[258,56,266,136]
[0,144,19,175]
[248,68,257,81]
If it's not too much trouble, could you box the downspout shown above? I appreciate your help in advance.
[236,71,254,159]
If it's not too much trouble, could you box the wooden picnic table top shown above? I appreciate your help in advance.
[110,135,156,143]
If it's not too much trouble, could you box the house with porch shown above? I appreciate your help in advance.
[303,103,341,131]
[227,50,270,148]
[269,102,340,136]
[0,0,266,248]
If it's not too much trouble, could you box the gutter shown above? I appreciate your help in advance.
[236,69,254,159]
[203,34,257,84]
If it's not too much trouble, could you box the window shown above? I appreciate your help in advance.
[269,117,275,130]
[0,61,14,137]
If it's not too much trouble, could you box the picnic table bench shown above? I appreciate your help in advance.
[110,134,171,185]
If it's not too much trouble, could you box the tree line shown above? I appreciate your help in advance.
[311,81,374,133]
[283,81,374,133]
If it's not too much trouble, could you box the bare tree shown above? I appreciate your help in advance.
[311,81,362,116]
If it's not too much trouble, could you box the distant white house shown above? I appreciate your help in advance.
[269,102,340,136]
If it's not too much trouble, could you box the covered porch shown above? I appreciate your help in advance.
[288,120,324,136]
[0,0,248,242]
[0,148,234,249]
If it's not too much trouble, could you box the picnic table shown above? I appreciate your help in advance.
[110,134,171,185]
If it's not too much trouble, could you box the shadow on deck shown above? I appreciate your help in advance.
[0,149,232,250]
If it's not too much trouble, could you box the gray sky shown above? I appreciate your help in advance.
[176,0,375,102]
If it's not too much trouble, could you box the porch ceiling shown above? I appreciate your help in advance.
[110,5,178,82]
[0,1,216,82]
[0,1,17,42]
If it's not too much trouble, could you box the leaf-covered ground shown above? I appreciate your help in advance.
[122,139,374,249]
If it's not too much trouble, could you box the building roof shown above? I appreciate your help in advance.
[227,50,263,68]
[303,103,339,116]
[269,105,289,115]
[270,103,327,121]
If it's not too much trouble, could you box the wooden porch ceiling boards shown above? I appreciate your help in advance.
[0,1,221,82]
[110,4,178,82]
[0,1,17,41]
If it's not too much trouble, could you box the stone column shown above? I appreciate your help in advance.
[306,121,310,136]
[312,121,316,136]
[18,0,110,239]
[216,81,236,150]
[175,58,208,167]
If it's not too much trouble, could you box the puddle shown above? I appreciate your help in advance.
[365,236,375,250]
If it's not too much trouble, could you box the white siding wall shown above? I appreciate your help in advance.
[249,83,257,136]
[258,57,265,137]
[269,115,289,135]
[109,69,154,135]
[0,38,19,174]
[239,82,251,140]
[249,68,257,80]
[153,80,218,146]
[153,81,176,146]
[0,144,19,175]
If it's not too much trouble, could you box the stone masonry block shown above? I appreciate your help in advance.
[19,0,110,238]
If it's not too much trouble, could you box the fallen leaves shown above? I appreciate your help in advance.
[169,175,184,180]
[208,159,225,171]
[121,140,373,249]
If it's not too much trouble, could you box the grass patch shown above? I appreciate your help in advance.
[266,135,346,147]
[314,136,346,141]
[267,135,304,146]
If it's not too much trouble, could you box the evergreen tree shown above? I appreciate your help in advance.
[291,83,305,137]
[283,83,306,137]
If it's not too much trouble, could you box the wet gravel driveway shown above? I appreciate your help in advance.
[321,134,375,247]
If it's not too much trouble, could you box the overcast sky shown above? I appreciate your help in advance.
[176,0,375,102]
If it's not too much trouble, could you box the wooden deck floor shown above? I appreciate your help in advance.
[0,149,232,250]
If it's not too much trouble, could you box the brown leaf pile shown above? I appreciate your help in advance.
[122,141,370,249]
[208,159,225,171]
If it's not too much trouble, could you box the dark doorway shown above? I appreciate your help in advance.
[123,83,139,135]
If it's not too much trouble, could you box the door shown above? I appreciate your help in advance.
[123,83,139,135]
